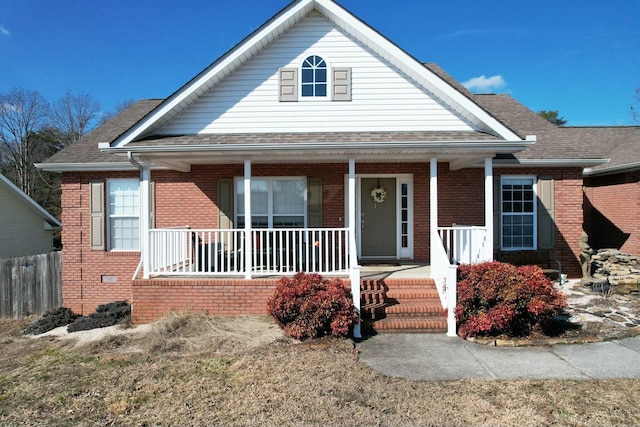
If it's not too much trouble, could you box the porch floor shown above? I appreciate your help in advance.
[360,263,431,280]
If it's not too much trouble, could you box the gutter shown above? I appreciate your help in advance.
[584,161,640,177]
[99,139,535,155]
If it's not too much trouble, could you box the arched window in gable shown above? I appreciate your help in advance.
[301,55,327,97]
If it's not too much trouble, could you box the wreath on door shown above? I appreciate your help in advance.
[370,186,387,204]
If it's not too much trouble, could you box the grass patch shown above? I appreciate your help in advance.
[0,314,638,426]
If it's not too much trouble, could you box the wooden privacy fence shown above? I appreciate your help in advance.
[0,252,62,319]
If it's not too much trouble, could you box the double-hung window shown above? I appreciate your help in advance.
[501,176,536,250]
[236,178,306,228]
[107,179,140,250]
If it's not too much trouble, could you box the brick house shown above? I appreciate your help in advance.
[582,127,640,254]
[38,0,608,336]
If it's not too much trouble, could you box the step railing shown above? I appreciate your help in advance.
[431,230,458,337]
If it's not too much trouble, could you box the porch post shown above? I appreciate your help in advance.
[348,157,362,339]
[484,157,494,261]
[429,157,438,263]
[244,159,252,279]
[141,162,151,279]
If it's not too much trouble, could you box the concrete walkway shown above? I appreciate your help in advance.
[358,333,640,380]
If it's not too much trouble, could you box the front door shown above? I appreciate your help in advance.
[360,177,396,258]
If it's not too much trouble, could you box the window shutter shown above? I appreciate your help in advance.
[218,179,234,230]
[332,67,351,101]
[493,175,501,251]
[149,181,156,229]
[538,176,555,249]
[278,68,298,102]
[307,178,322,227]
[89,180,105,250]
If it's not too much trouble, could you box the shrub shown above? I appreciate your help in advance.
[455,261,567,338]
[267,272,359,340]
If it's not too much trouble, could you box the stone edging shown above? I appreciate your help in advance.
[464,326,640,347]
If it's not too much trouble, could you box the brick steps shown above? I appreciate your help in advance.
[360,278,446,334]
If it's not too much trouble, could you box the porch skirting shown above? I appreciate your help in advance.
[131,277,353,324]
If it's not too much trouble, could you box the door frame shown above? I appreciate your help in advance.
[344,173,413,260]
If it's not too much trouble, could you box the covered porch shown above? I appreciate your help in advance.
[103,135,533,335]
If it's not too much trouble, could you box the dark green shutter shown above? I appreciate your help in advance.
[538,176,555,249]
[307,178,322,227]
[89,180,105,250]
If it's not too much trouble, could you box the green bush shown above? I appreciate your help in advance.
[267,272,359,340]
[455,261,567,338]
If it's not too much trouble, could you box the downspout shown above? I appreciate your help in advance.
[128,151,143,171]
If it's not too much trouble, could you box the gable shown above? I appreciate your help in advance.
[157,12,474,135]
[111,0,523,148]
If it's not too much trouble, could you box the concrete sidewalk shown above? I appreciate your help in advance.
[358,334,640,380]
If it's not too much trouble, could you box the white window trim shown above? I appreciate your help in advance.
[234,177,307,228]
[299,54,332,102]
[107,178,140,252]
[500,175,537,251]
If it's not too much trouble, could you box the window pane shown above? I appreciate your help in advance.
[316,84,326,96]
[273,179,305,215]
[302,84,313,97]
[316,69,327,83]
[302,68,313,83]
[273,216,304,228]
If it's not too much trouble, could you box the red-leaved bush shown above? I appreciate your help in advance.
[267,272,359,340]
[455,261,567,338]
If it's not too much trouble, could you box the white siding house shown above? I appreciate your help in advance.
[0,174,61,258]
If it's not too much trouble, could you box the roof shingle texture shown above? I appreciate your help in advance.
[44,99,163,164]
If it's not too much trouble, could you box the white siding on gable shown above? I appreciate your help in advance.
[158,12,474,135]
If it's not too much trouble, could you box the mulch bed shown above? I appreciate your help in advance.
[23,301,131,335]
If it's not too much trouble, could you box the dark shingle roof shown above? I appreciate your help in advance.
[43,99,163,165]
[565,126,640,174]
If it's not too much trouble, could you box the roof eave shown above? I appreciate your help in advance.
[584,161,640,177]
[35,162,170,173]
[494,158,609,168]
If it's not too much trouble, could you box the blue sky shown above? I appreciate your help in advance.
[1,0,638,126]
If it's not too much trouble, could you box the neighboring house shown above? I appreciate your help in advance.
[38,0,609,334]
[582,127,640,254]
[0,173,61,258]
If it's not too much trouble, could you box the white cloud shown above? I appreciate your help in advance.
[462,75,507,93]
[0,25,10,36]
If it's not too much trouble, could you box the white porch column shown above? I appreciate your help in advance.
[244,160,252,279]
[429,157,438,263]
[484,157,494,261]
[141,162,151,279]
[348,157,362,339]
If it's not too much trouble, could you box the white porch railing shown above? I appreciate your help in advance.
[148,227,353,277]
[431,231,458,337]
[437,225,491,265]
[433,226,492,337]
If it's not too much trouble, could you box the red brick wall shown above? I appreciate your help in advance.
[60,163,585,318]
[584,171,640,255]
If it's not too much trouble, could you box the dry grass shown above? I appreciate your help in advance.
[1,316,639,426]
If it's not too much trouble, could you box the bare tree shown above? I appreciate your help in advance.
[632,87,639,123]
[50,90,100,149]
[0,88,51,196]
